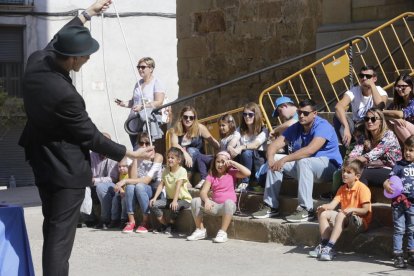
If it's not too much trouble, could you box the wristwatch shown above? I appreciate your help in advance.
[82,10,92,21]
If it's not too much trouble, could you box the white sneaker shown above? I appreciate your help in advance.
[194,179,205,189]
[213,230,228,243]
[187,228,207,241]
[235,183,248,192]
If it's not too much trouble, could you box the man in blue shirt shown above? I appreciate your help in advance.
[253,99,342,222]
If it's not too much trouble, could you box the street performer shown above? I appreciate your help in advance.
[18,1,152,275]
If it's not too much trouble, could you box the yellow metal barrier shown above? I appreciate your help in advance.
[259,12,414,130]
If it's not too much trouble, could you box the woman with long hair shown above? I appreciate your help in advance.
[229,102,268,191]
[170,106,220,183]
[348,108,402,187]
[383,73,414,143]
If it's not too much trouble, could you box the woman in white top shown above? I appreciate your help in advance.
[115,57,165,147]
[229,102,268,189]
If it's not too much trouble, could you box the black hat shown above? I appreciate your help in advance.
[52,25,99,56]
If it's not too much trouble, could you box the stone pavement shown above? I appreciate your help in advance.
[1,187,414,275]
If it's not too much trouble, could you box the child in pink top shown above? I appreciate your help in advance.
[187,151,250,243]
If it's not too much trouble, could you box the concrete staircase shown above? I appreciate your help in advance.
[173,179,394,257]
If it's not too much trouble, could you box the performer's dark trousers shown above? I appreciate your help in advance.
[37,185,85,276]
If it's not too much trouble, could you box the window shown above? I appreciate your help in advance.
[0,1,25,4]
[0,27,23,97]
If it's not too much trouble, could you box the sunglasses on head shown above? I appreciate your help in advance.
[297,110,313,116]
[364,116,381,123]
[358,73,373,79]
[242,112,255,118]
[137,65,149,70]
[182,115,195,121]
[138,141,151,147]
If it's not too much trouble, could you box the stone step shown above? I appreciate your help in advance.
[188,188,393,227]
[172,208,393,257]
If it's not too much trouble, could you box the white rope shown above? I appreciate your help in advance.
[111,0,153,146]
[100,13,120,143]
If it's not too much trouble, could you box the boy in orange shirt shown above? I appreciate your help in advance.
[309,159,372,261]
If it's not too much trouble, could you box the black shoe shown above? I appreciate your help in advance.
[408,252,414,266]
[94,222,109,230]
[107,220,121,229]
[77,222,87,228]
[119,219,127,230]
[394,254,407,269]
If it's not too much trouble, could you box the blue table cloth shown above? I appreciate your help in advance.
[0,205,35,276]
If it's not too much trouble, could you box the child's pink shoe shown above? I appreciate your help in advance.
[135,224,149,233]
[122,222,135,233]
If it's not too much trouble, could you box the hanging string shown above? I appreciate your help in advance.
[100,13,120,143]
[111,0,153,146]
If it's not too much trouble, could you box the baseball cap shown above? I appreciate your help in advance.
[272,96,294,117]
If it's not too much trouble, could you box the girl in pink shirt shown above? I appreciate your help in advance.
[187,151,250,243]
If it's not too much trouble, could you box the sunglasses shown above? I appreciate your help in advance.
[137,65,149,70]
[395,85,410,89]
[358,73,373,79]
[364,116,381,123]
[138,141,151,147]
[182,115,195,121]
[297,110,313,116]
[242,112,255,118]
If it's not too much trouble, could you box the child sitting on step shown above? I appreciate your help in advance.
[149,147,192,234]
[383,135,414,268]
[194,114,240,189]
[309,159,372,261]
[187,151,250,243]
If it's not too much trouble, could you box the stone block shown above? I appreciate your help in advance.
[352,7,379,22]
[233,216,270,242]
[194,10,226,34]
[257,1,283,19]
[352,0,386,9]
[176,0,215,16]
[177,37,208,58]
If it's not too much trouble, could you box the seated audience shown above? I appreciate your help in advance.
[270,96,298,141]
[170,106,220,183]
[309,159,371,261]
[195,114,240,189]
[115,133,163,233]
[187,152,250,243]
[91,133,122,229]
[149,147,192,234]
[231,102,268,191]
[347,108,402,189]
[383,73,414,143]
[334,65,388,147]
[252,99,342,222]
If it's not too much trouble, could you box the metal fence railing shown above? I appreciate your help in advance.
[259,12,414,130]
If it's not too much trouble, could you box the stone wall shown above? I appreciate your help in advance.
[176,0,323,117]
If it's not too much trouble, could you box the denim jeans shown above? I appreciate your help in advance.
[238,149,265,183]
[95,182,121,222]
[392,204,414,253]
[186,147,202,173]
[195,154,213,180]
[125,184,155,215]
[112,193,127,220]
[264,154,337,210]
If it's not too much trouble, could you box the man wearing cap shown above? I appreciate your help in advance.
[18,1,153,275]
[252,99,342,222]
[270,96,298,140]
[334,65,387,147]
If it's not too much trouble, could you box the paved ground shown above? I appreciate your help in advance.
[2,187,414,275]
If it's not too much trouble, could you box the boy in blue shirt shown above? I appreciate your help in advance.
[384,135,414,268]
